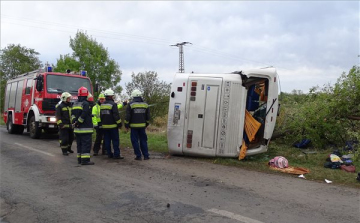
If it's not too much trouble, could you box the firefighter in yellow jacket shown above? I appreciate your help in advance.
[92,93,106,155]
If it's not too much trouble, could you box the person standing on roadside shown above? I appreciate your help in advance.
[100,89,124,159]
[55,92,74,156]
[72,87,94,165]
[92,93,106,155]
[125,89,150,161]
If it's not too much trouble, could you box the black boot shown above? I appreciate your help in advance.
[67,146,74,153]
[81,161,95,165]
[78,157,81,164]
[62,149,69,156]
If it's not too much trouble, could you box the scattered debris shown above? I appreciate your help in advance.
[325,179,332,184]
[298,174,306,179]
[167,203,170,208]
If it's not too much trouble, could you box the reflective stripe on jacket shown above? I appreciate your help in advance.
[125,97,150,128]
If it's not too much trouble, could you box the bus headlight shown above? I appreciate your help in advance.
[49,117,56,122]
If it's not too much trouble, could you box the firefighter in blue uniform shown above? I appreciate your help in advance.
[100,89,124,159]
[72,86,94,165]
[125,89,150,161]
[55,92,74,155]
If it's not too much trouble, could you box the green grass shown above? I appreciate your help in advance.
[0,117,5,126]
[119,129,168,153]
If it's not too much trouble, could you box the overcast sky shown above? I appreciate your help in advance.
[1,1,359,93]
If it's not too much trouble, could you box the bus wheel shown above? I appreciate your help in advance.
[29,116,41,139]
[7,114,17,134]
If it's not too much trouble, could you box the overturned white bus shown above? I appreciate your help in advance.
[167,68,279,158]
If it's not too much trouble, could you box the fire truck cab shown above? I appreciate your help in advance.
[3,66,93,139]
[167,68,279,158]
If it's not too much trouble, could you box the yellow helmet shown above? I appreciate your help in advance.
[98,93,105,99]
[60,92,71,102]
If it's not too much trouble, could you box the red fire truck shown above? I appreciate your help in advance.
[3,66,93,138]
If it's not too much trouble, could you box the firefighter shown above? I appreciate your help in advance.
[55,92,74,155]
[92,93,106,156]
[72,86,94,165]
[100,89,124,159]
[125,89,150,161]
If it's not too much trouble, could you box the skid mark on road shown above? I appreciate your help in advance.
[14,143,54,157]
[208,208,264,223]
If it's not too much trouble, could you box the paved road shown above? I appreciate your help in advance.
[0,127,359,223]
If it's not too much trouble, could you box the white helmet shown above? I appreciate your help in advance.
[131,89,142,98]
[60,92,72,102]
[104,89,115,97]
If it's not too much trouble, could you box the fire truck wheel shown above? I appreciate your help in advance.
[7,114,17,134]
[29,116,41,139]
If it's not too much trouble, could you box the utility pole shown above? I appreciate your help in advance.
[170,42,192,73]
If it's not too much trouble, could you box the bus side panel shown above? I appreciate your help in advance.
[167,74,189,155]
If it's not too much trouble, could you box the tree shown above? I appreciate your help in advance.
[54,31,122,95]
[0,44,42,112]
[125,71,171,121]
[275,66,360,149]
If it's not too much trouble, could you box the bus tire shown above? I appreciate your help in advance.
[7,114,17,134]
[29,116,41,139]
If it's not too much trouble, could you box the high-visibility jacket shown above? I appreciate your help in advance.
[125,97,150,128]
[55,102,72,128]
[100,99,121,129]
[92,103,101,127]
[117,103,123,110]
[71,99,93,134]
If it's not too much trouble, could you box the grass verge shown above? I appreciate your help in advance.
[119,129,359,188]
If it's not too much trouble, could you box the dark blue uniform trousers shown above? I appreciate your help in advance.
[103,128,120,158]
[130,128,149,158]
[76,133,92,163]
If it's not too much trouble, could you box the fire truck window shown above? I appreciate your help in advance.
[46,75,91,94]
[8,82,18,109]
[25,78,33,94]
[4,84,11,110]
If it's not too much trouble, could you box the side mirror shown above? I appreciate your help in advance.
[95,83,99,93]
[36,75,43,92]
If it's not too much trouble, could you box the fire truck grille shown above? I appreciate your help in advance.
[42,98,61,111]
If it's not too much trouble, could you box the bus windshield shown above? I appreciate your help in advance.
[46,75,91,94]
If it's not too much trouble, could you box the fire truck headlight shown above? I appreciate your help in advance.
[49,117,56,122]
